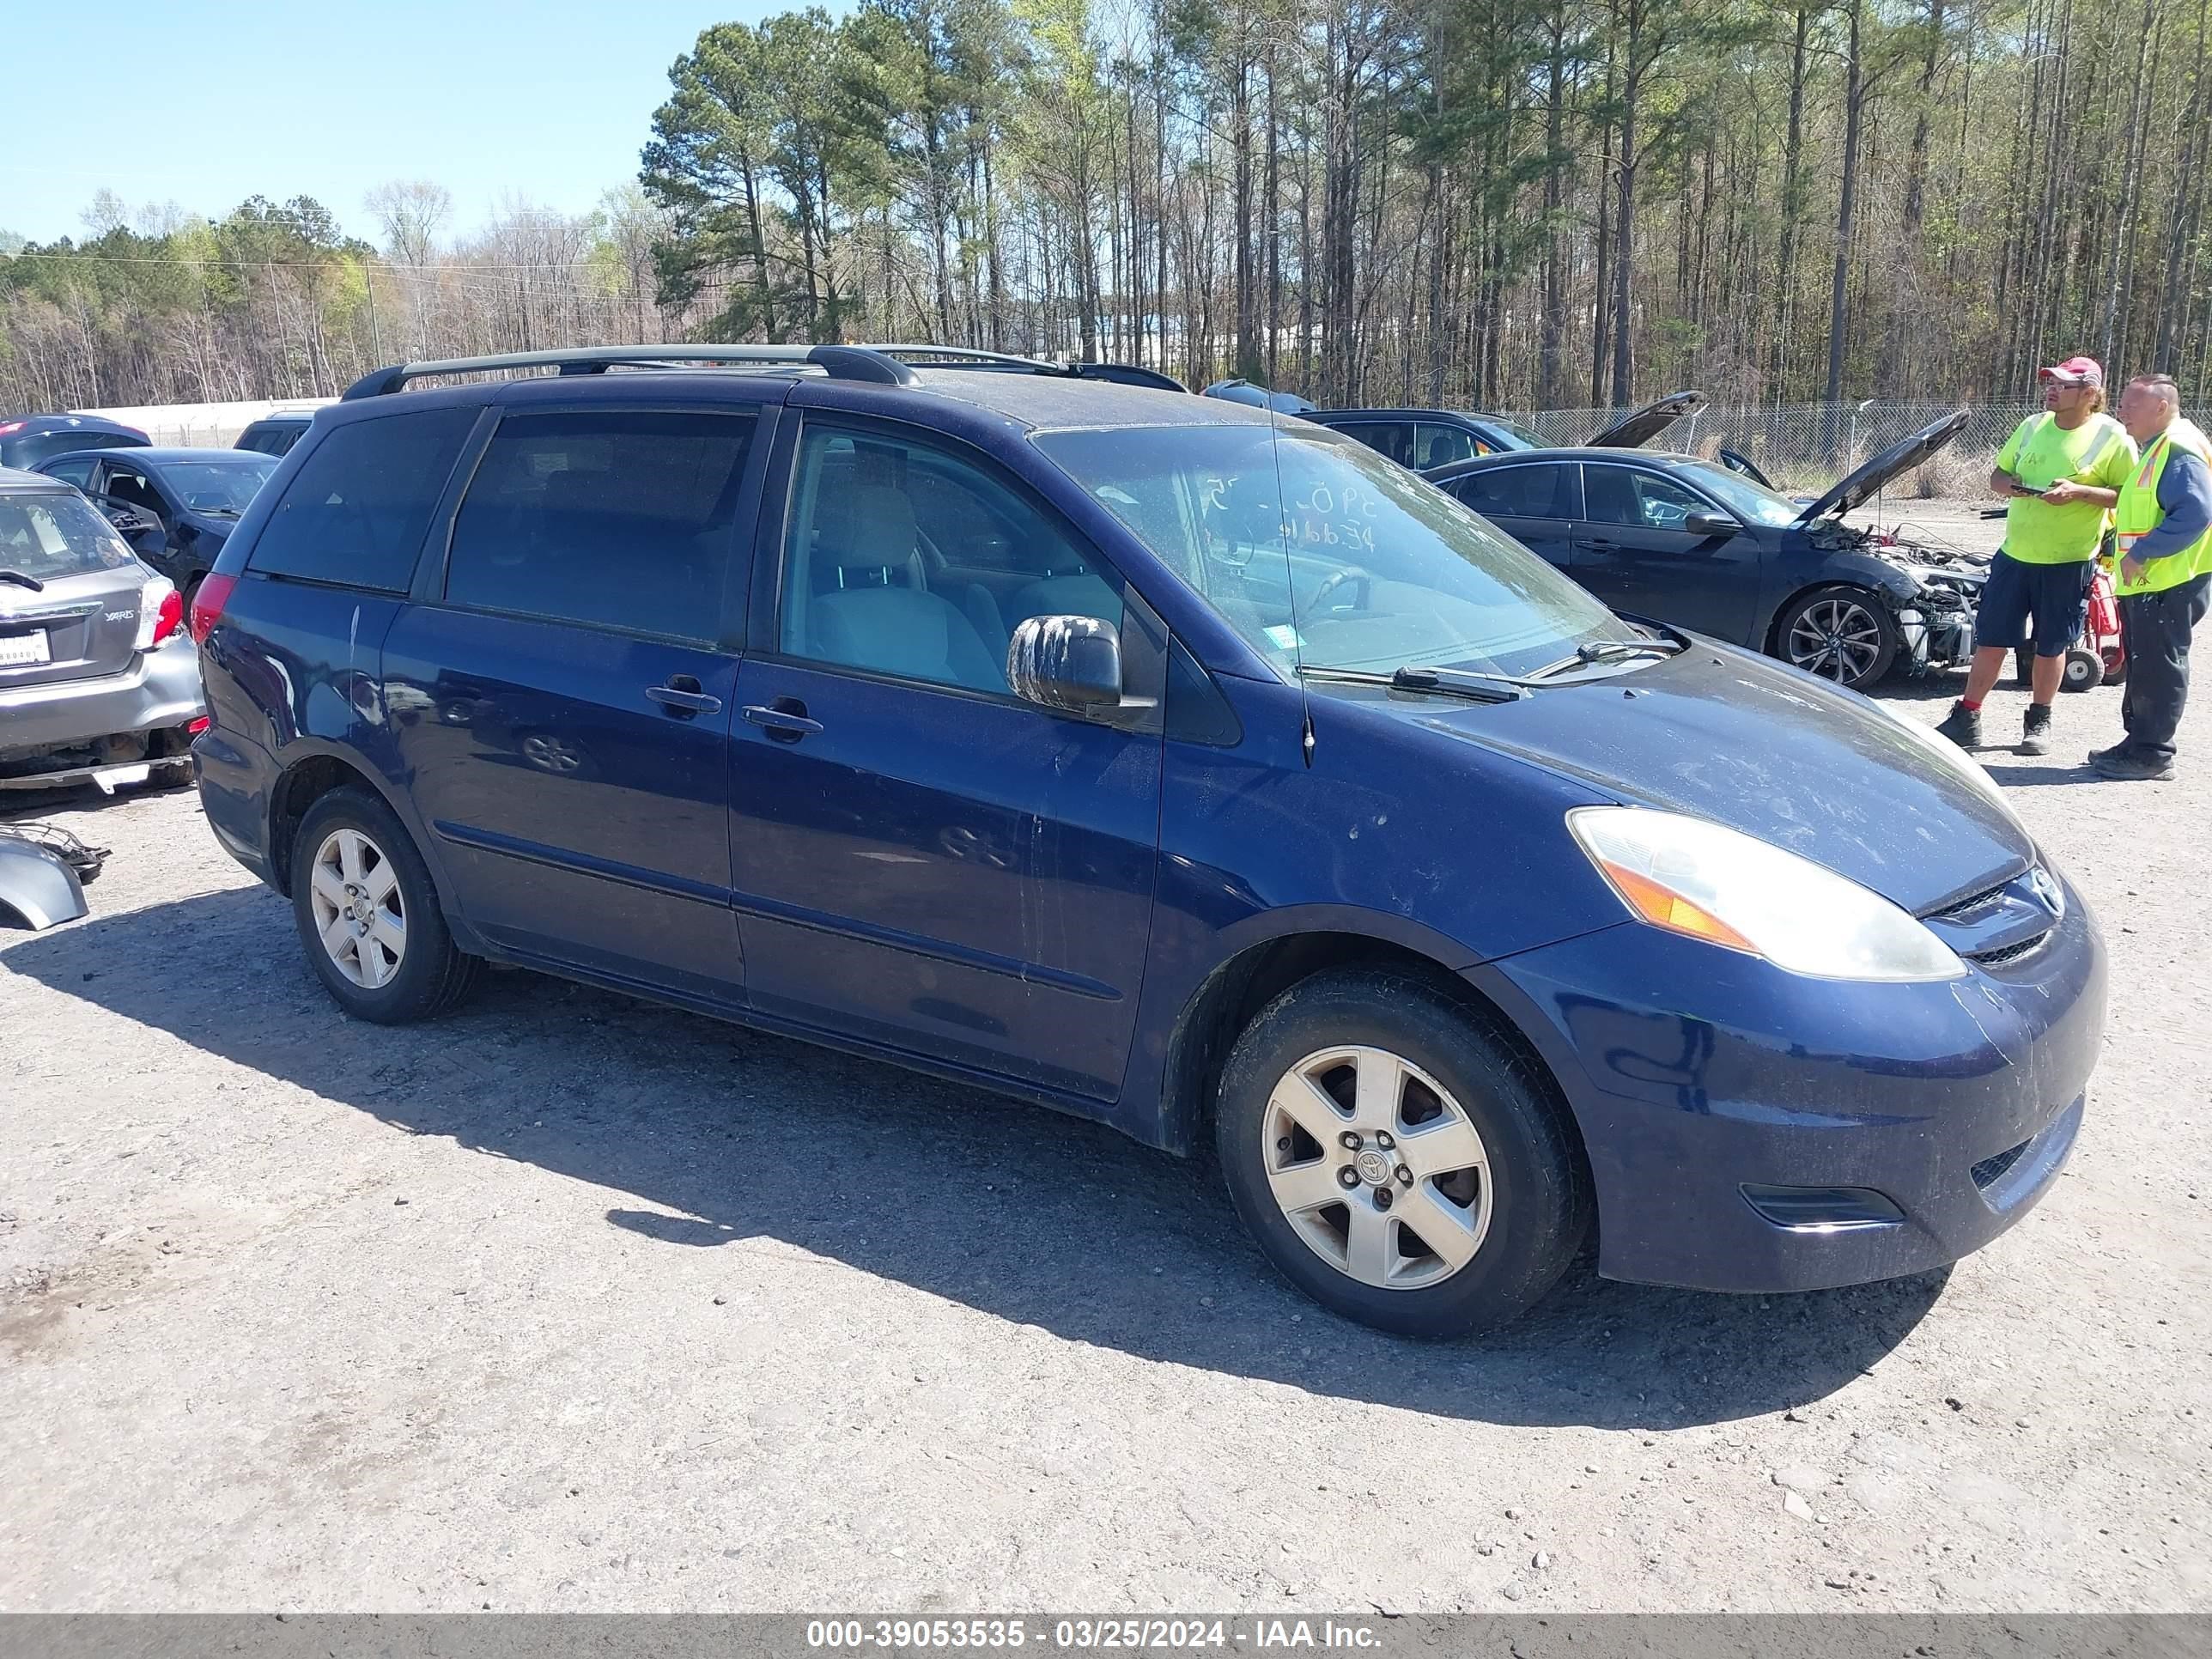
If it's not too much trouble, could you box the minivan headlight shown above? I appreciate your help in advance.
[1567,806,1965,981]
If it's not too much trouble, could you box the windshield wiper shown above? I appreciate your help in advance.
[1525,636,1683,680]
[1297,664,1529,703]
[0,569,46,592]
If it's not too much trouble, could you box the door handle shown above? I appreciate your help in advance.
[741,701,823,741]
[1581,538,1620,550]
[647,675,723,718]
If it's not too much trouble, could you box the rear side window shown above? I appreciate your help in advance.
[246,407,476,592]
[1451,463,1573,520]
[0,491,136,580]
[442,410,755,642]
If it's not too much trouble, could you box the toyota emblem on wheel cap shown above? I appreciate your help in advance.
[1354,1149,1391,1187]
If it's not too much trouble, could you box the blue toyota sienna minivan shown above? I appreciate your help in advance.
[188,344,2105,1336]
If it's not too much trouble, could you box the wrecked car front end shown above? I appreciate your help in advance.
[1799,517,1987,678]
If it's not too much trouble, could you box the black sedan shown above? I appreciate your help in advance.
[1311,390,1705,470]
[1423,410,1981,691]
[32,447,276,606]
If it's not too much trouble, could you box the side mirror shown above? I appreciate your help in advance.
[1007,614,1122,717]
[1682,511,1738,538]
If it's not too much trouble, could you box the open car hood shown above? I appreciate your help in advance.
[1796,409,1970,525]
[1588,390,1705,448]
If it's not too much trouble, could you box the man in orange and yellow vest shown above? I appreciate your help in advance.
[2089,374,2212,781]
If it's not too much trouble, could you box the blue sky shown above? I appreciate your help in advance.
[3,1,816,246]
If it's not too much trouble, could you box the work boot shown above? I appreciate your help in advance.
[1934,701,1983,750]
[2087,738,2136,767]
[2092,748,2176,781]
[2019,704,2053,756]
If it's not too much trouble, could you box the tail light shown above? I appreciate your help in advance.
[135,577,181,649]
[188,572,236,645]
[188,716,210,735]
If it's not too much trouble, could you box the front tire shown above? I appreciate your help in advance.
[290,787,483,1024]
[1774,585,1899,691]
[2062,647,2105,692]
[1214,969,1590,1338]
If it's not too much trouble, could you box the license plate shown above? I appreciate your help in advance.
[0,630,52,666]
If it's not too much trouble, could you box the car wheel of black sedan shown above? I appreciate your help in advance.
[1773,585,1899,692]
[1214,968,1590,1338]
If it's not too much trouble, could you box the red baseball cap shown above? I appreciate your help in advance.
[2039,356,2105,387]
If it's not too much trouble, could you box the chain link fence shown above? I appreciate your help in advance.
[1499,401,2041,495]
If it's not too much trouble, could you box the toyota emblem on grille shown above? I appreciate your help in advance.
[2027,866,2063,918]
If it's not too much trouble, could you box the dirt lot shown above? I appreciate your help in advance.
[3,615,2207,1612]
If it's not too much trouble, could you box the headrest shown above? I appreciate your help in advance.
[829,483,917,570]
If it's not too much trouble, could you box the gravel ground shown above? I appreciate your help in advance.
[3,577,2207,1612]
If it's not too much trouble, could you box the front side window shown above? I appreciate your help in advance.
[779,424,1120,695]
[1583,465,1710,532]
[248,408,477,592]
[1033,423,1620,679]
[1672,460,1802,527]
[0,491,136,581]
[102,466,168,518]
[442,410,755,642]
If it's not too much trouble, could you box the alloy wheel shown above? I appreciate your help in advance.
[307,827,406,990]
[1785,596,1885,683]
[1260,1044,1493,1290]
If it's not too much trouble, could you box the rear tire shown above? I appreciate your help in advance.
[290,787,483,1024]
[1213,969,1589,1338]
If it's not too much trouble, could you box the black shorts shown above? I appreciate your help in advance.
[1973,552,2094,656]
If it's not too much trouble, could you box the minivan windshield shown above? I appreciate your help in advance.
[0,490,137,583]
[1674,460,1803,527]
[1032,423,1623,679]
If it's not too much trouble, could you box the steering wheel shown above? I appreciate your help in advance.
[1308,566,1376,615]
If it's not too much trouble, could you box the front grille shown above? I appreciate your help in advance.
[1967,933,2051,967]
[1972,1139,2032,1189]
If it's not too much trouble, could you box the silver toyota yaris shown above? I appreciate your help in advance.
[0,465,204,796]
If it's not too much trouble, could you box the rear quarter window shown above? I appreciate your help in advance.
[245,407,476,592]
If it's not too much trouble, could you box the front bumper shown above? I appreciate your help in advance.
[0,637,204,766]
[1895,597,1978,673]
[1484,873,2106,1293]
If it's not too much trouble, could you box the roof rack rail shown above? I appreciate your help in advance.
[341,343,1192,400]
[341,344,925,400]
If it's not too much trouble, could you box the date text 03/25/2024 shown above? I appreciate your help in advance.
[804,1620,1383,1651]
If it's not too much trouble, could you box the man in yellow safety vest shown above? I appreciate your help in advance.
[2089,373,2212,780]
[1936,356,2136,755]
